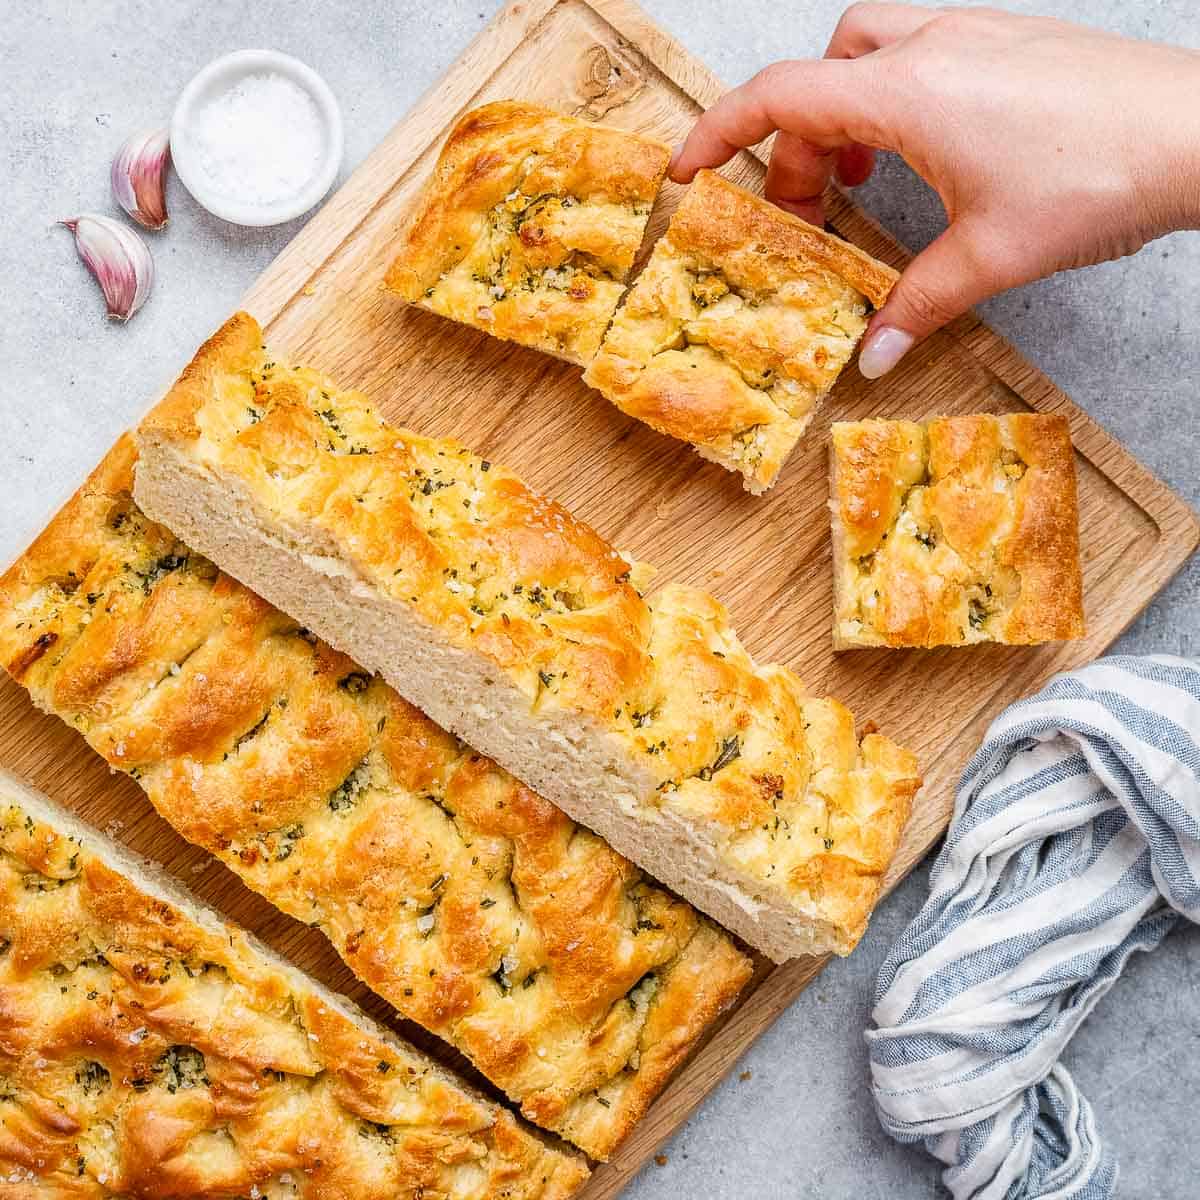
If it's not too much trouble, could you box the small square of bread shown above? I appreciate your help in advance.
[0,768,588,1198]
[384,100,670,366]
[583,170,898,493]
[830,414,1086,649]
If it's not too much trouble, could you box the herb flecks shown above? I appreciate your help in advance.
[698,736,742,782]
[155,1046,209,1093]
[138,552,188,595]
[274,822,305,861]
[75,1061,110,1096]
[338,671,371,695]
[329,760,370,813]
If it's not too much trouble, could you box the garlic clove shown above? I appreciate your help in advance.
[61,214,154,321]
[111,127,170,230]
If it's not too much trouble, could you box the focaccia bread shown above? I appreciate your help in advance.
[0,768,587,1198]
[582,170,898,493]
[829,414,1086,649]
[0,437,752,1162]
[132,313,921,962]
[383,100,670,366]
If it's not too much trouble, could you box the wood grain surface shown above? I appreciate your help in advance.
[2,1,1196,1195]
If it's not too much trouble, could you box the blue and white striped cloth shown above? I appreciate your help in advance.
[869,656,1200,1199]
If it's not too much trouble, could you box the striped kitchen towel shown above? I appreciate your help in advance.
[868,656,1200,1199]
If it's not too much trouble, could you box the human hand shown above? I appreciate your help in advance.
[671,4,1200,377]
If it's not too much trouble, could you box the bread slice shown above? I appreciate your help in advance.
[384,100,670,366]
[583,170,898,493]
[134,313,921,962]
[0,766,587,1197]
[0,435,752,1161]
[829,415,1085,648]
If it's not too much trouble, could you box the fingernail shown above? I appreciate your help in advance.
[668,142,686,176]
[858,326,915,379]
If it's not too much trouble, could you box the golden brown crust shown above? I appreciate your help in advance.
[667,172,898,309]
[830,414,1086,648]
[583,170,899,492]
[0,775,588,1199]
[642,589,920,949]
[0,438,751,1161]
[135,317,658,731]
[383,101,670,366]
[133,313,919,960]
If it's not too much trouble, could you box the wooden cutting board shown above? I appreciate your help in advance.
[2,0,1197,1194]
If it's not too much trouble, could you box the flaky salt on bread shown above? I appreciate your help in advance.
[134,313,921,962]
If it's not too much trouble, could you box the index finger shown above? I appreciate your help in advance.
[825,2,937,59]
[669,58,882,183]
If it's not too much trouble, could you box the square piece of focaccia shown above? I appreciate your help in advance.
[583,169,898,493]
[384,101,670,366]
[830,414,1086,649]
[0,769,588,1199]
[0,436,752,1162]
[131,312,922,965]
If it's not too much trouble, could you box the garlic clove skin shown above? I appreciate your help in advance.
[61,214,154,321]
[111,127,170,230]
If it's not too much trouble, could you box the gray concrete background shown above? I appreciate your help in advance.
[2,2,1197,1197]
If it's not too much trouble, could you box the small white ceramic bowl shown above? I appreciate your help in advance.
[170,49,343,227]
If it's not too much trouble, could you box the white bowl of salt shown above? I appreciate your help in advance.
[170,49,343,227]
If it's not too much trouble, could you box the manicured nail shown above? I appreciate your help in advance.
[858,325,915,379]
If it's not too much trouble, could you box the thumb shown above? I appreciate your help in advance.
[858,219,1001,379]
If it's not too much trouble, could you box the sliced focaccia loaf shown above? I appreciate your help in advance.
[583,170,898,492]
[384,100,670,366]
[132,313,921,963]
[0,435,752,1161]
[0,767,587,1198]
